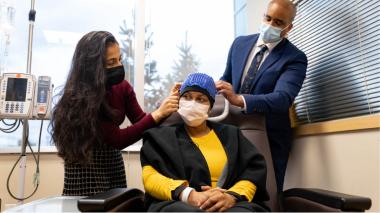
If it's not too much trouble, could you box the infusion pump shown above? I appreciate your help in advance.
[0,73,52,119]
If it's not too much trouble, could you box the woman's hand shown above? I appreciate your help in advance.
[187,190,209,207]
[201,186,226,194]
[199,190,237,212]
[151,83,181,123]
[151,95,178,123]
[170,82,182,95]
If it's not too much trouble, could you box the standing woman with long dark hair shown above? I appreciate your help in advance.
[51,31,179,196]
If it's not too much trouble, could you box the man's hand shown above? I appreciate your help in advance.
[215,80,244,108]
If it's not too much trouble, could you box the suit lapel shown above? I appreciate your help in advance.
[234,35,259,93]
[249,39,287,92]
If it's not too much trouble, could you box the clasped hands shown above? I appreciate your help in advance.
[187,186,237,212]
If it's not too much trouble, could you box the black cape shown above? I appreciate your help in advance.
[141,122,269,211]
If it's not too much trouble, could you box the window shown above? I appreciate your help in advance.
[0,0,236,151]
[290,0,380,124]
[234,0,248,37]
[143,0,234,112]
[0,0,236,152]
[0,0,136,150]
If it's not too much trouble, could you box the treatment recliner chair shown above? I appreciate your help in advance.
[78,95,372,212]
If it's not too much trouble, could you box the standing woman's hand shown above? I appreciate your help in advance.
[170,82,182,96]
[151,83,181,123]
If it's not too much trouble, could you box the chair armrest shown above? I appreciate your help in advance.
[77,188,144,212]
[283,188,371,212]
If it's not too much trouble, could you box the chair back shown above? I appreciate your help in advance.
[161,95,280,211]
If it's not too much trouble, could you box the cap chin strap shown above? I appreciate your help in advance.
[207,98,229,122]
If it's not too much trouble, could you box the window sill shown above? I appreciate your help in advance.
[0,143,142,154]
[0,146,58,154]
[293,114,380,137]
[121,143,141,152]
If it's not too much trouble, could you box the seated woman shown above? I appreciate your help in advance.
[141,73,269,212]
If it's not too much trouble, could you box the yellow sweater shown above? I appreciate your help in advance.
[142,130,256,201]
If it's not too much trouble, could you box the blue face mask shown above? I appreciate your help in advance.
[259,23,288,43]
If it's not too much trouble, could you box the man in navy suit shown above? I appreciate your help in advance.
[216,0,307,192]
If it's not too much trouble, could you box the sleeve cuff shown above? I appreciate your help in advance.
[225,191,246,201]
[228,180,256,202]
[180,187,194,203]
[240,95,247,112]
[172,185,187,201]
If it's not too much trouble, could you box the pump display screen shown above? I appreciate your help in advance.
[5,78,28,101]
[37,79,50,103]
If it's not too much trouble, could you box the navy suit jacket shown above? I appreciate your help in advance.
[221,34,307,132]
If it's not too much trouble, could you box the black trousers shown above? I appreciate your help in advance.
[267,128,292,192]
[155,201,269,212]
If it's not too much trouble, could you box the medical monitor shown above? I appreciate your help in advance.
[5,78,28,102]
[0,73,35,118]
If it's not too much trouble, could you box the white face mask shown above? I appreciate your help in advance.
[178,99,209,127]
[259,22,289,43]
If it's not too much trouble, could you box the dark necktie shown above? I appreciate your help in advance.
[239,45,268,94]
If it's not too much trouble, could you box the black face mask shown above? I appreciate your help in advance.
[105,65,125,87]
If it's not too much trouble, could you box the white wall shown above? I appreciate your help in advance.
[285,129,380,211]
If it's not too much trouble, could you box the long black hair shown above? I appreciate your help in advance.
[51,31,118,164]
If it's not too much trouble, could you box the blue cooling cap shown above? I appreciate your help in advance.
[179,73,216,104]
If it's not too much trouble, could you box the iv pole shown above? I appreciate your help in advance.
[18,0,36,203]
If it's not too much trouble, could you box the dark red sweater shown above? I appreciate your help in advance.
[101,80,156,149]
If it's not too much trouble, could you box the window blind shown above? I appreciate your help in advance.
[289,0,380,124]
